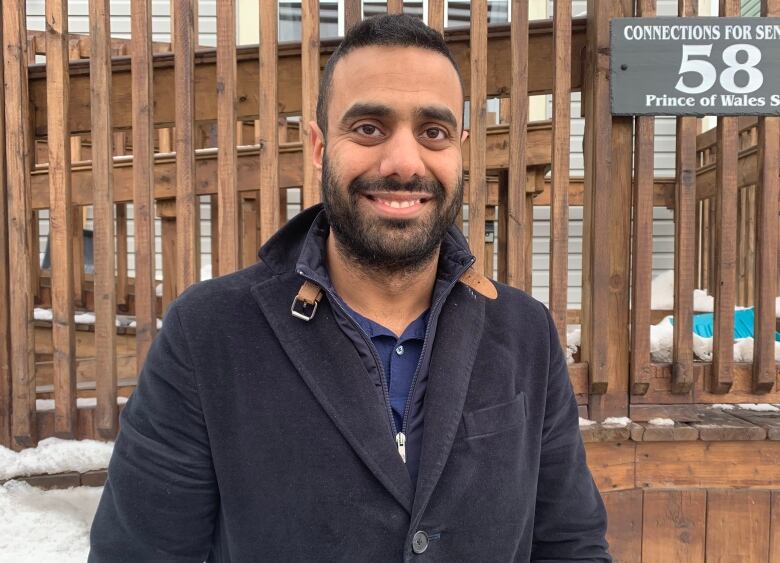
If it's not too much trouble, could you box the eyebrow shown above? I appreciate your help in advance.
[415,106,459,131]
[338,102,459,132]
[339,103,396,127]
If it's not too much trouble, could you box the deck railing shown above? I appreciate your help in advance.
[0,0,778,449]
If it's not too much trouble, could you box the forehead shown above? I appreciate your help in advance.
[328,45,463,126]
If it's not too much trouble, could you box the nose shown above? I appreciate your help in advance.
[377,128,426,183]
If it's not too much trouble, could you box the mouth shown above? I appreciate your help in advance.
[361,192,433,217]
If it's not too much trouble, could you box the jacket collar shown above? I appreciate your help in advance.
[259,203,479,296]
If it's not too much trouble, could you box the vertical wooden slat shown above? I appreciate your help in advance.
[582,0,612,403]
[116,202,128,307]
[711,0,740,394]
[3,0,36,447]
[71,206,84,306]
[301,0,320,209]
[174,0,200,291]
[427,0,445,33]
[672,0,696,394]
[47,0,78,439]
[258,2,280,244]
[629,0,655,397]
[131,0,158,366]
[706,490,771,563]
[642,490,706,562]
[242,195,259,268]
[90,0,117,438]
[131,0,157,362]
[0,8,12,449]
[506,0,528,290]
[549,0,571,347]
[210,196,220,276]
[387,0,404,15]
[468,0,487,273]
[216,0,240,275]
[753,0,780,393]
[344,0,362,31]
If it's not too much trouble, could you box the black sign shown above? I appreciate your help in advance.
[611,17,780,115]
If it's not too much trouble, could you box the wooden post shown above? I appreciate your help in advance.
[550,0,571,348]
[468,0,488,273]
[0,6,12,449]
[158,200,177,313]
[301,0,320,209]
[506,0,528,290]
[711,0,739,393]
[629,0,656,397]
[90,0,118,438]
[672,0,697,394]
[113,132,129,308]
[174,0,200,292]
[217,0,241,275]
[344,0,362,31]
[259,2,280,244]
[387,0,403,15]
[3,0,36,447]
[46,0,77,438]
[753,0,780,393]
[131,0,159,367]
[583,0,632,419]
[428,0,445,33]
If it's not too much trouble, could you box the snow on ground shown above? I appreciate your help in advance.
[0,480,101,563]
[578,417,596,427]
[603,417,632,427]
[35,397,128,412]
[0,438,113,481]
[736,403,780,412]
[648,418,675,426]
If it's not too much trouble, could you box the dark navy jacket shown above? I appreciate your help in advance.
[89,205,612,562]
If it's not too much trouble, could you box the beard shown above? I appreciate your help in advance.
[321,155,463,274]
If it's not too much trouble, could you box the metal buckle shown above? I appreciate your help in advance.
[291,296,318,321]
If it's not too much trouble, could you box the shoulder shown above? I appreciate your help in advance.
[489,281,551,325]
[167,260,275,328]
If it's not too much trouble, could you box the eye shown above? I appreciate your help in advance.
[422,127,447,141]
[355,123,382,137]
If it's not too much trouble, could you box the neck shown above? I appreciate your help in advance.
[326,235,437,337]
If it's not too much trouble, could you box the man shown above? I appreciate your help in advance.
[90,14,611,562]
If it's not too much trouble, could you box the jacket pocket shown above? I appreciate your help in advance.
[462,392,527,439]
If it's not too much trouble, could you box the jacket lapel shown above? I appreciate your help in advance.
[251,273,415,513]
[412,283,485,520]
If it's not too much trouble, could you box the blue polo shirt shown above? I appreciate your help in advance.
[344,306,429,432]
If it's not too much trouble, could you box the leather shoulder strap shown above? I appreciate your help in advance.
[458,267,498,300]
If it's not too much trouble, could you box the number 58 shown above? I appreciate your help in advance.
[676,43,763,94]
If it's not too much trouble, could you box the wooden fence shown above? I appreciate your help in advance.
[0,0,778,452]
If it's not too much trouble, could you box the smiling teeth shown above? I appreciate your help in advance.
[377,199,420,209]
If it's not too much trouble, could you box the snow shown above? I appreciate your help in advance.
[736,403,780,412]
[0,438,113,481]
[128,318,163,330]
[648,417,675,426]
[35,397,128,412]
[578,417,596,427]
[710,403,736,410]
[565,325,581,365]
[603,416,632,427]
[0,481,101,563]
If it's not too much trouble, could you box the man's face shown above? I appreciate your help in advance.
[312,46,467,272]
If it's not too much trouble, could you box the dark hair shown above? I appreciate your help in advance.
[315,14,464,138]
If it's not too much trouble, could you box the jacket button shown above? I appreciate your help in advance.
[412,530,429,554]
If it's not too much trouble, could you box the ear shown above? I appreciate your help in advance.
[310,120,325,173]
[460,129,469,144]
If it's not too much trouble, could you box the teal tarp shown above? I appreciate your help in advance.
[670,308,780,341]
